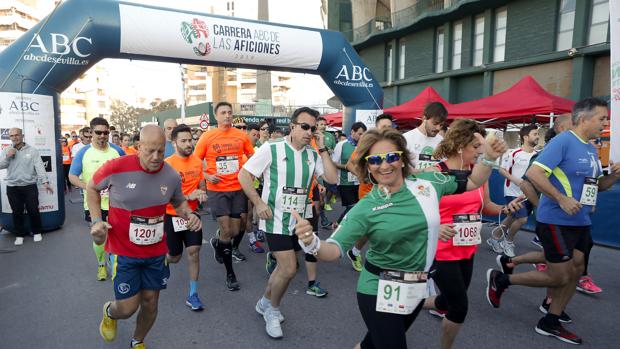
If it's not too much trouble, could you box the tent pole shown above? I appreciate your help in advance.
[549,112,555,128]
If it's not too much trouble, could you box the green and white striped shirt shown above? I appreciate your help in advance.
[332,140,358,185]
[243,138,324,235]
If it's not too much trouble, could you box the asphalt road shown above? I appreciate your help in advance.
[0,192,618,349]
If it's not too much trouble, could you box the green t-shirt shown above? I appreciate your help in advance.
[327,173,457,295]
[332,140,358,185]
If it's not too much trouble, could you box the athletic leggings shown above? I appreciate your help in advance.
[583,233,594,276]
[431,257,475,324]
[357,292,424,349]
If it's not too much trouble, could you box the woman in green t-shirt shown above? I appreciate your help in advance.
[293,128,507,349]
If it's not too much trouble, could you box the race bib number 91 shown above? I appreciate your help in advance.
[376,270,428,315]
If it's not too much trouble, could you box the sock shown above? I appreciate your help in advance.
[189,280,198,297]
[219,240,234,275]
[105,302,115,319]
[93,242,105,265]
[233,231,245,249]
[496,272,511,289]
[131,339,143,348]
[308,280,316,288]
[260,296,271,308]
[351,246,361,256]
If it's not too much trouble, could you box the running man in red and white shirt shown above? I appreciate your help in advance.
[487,124,539,257]
[88,125,202,349]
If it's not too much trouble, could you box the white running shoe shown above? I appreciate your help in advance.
[501,239,516,258]
[255,299,284,322]
[486,237,504,254]
[14,237,24,245]
[33,234,42,242]
[264,308,283,339]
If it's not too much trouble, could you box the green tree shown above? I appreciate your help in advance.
[150,99,177,113]
[109,99,140,133]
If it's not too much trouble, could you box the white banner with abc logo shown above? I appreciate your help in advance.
[355,109,383,130]
[0,92,58,213]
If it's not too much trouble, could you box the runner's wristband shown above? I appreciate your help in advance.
[481,158,500,169]
[298,234,320,255]
[191,211,201,219]
[90,217,103,226]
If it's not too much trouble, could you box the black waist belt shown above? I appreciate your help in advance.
[364,260,383,276]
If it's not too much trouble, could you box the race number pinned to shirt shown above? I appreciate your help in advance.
[129,215,164,245]
[453,213,482,246]
[376,270,428,315]
[417,154,438,169]
[281,187,307,213]
[580,177,598,206]
[215,155,239,175]
[62,154,70,162]
[347,171,358,184]
[171,216,189,232]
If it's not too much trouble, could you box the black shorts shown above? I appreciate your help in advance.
[207,190,248,217]
[84,209,108,223]
[338,185,359,206]
[164,215,203,256]
[265,233,301,252]
[536,222,591,263]
[312,184,320,202]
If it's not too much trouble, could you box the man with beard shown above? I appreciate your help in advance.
[403,102,447,171]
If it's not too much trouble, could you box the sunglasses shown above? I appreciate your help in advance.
[260,127,269,131]
[93,130,110,136]
[234,125,247,130]
[365,151,403,166]
[294,122,317,133]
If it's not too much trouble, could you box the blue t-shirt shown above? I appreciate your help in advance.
[165,140,175,158]
[533,131,602,226]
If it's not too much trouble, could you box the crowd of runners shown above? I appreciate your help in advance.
[52,97,619,349]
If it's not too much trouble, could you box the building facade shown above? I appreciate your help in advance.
[327,0,610,108]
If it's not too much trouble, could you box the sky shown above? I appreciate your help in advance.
[73,0,334,108]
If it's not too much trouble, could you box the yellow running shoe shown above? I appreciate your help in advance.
[99,301,117,342]
[324,203,333,211]
[132,342,147,349]
[97,265,107,281]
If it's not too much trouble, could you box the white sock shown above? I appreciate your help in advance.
[260,296,271,308]
[351,247,361,256]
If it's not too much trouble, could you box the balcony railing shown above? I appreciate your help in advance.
[353,0,461,42]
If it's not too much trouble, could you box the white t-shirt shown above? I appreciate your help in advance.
[501,148,536,197]
[403,128,443,170]
[71,142,87,158]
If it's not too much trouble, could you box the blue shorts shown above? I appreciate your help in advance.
[505,196,533,219]
[110,255,170,300]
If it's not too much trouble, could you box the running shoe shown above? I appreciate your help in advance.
[255,299,285,322]
[249,241,265,253]
[97,265,107,281]
[501,239,516,258]
[185,293,204,311]
[265,251,277,275]
[256,230,266,242]
[210,238,223,264]
[531,236,543,249]
[324,203,333,211]
[576,275,602,294]
[131,341,147,349]
[346,249,363,272]
[485,269,506,308]
[539,298,572,323]
[496,255,514,275]
[264,307,284,339]
[306,281,328,297]
[33,233,42,242]
[330,196,337,205]
[14,237,23,246]
[534,317,582,345]
[232,248,247,262]
[99,301,117,342]
[486,237,504,254]
[533,263,547,272]
[428,309,447,318]
[226,274,240,291]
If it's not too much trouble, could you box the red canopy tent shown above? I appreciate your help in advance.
[448,76,575,126]
[323,86,449,128]
[384,86,450,129]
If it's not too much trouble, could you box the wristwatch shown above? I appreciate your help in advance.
[318,147,328,153]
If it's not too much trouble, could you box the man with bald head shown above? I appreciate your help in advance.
[87,125,202,348]
[163,118,178,158]
[0,127,53,245]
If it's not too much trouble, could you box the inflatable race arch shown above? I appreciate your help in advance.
[0,0,383,230]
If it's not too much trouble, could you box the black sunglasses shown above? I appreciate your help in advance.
[93,130,110,136]
[294,122,317,133]
[234,125,247,130]
[260,127,269,131]
[365,151,403,166]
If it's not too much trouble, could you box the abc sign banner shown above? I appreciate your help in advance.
[119,4,322,71]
